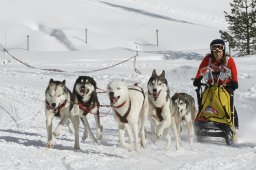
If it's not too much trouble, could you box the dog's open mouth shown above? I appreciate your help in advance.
[110,96,120,104]
[152,90,161,98]
[52,103,60,113]
[80,88,89,95]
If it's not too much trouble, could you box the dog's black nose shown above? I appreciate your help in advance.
[109,92,114,97]
[153,88,157,93]
[51,103,56,108]
[80,86,85,92]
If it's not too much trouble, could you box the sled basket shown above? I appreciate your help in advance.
[196,84,234,127]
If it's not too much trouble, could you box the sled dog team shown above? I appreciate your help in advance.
[45,69,197,151]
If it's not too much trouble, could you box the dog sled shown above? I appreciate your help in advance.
[194,66,236,145]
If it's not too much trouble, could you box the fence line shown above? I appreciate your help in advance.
[3,48,36,69]
[2,48,142,74]
[75,53,139,74]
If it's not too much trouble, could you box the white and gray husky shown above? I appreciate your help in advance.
[107,80,148,152]
[171,93,197,144]
[73,76,103,142]
[45,78,91,150]
[147,69,180,150]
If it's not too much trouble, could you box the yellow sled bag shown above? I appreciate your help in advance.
[197,84,234,127]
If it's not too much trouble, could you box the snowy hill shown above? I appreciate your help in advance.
[0,0,256,169]
[1,0,231,52]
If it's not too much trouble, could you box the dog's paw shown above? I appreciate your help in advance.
[74,145,80,151]
[140,139,147,148]
[96,132,102,140]
[165,145,170,151]
[53,131,61,137]
[157,130,163,138]
[82,134,88,141]
[122,143,133,152]
[88,133,98,143]
[82,128,89,141]
[175,143,181,150]
[47,141,53,148]
[134,143,142,152]
[135,146,141,152]
[127,145,133,152]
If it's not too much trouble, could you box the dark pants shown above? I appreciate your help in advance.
[225,87,239,129]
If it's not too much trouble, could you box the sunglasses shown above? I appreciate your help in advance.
[211,44,225,51]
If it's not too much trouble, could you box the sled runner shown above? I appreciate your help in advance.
[194,66,236,145]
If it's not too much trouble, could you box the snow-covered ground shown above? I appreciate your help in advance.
[0,0,256,169]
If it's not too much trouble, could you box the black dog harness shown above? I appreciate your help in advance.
[155,107,164,121]
[78,102,98,115]
[114,100,131,123]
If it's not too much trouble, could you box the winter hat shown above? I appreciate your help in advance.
[210,39,225,47]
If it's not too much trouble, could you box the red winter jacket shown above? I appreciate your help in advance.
[194,54,238,89]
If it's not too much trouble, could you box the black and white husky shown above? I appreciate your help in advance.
[45,79,82,150]
[147,69,180,150]
[73,76,103,142]
[171,93,197,144]
[107,80,148,152]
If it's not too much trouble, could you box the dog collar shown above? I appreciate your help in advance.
[45,100,67,112]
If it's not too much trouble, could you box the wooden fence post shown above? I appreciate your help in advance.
[85,28,88,44]
[27,35,29,51]
[156,29,159,46]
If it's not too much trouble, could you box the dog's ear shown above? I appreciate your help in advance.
[49,78,54,83]
[160,70,165,78]
[152,69,157,77]
[62,80,66,85]
[171,93,178,100]
[91,78,97,89]
[185,100,189,109]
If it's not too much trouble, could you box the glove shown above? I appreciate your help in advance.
[193,76,203,87]
[226,80,238,90]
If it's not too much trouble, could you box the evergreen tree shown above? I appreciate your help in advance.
[220,0,256,56]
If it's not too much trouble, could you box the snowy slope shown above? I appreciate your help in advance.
[0,0,256,169]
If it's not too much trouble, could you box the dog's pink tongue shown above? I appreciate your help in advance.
[111,97,117,104]
[153,90,161,98]
[153,92,159,97]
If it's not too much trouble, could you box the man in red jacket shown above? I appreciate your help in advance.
[193,39,239,129]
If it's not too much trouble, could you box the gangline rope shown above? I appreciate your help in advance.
[3,48,142,74]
